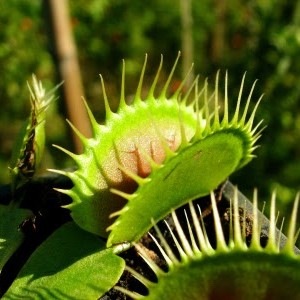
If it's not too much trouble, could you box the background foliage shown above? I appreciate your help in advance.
[0,0,299,212]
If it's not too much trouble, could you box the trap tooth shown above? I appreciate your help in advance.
[83,99,102,137]
[222,70,229,126]
[66,119,89,147]
[133,54,148,104]
[52,144,79,162]
[211,191,228,253]
[118,59,127,109]
[212,70,220,130]
[159,51,181,100]
[100,74,114,120]
[181,74,198,107]
[117,163,151,186]
[171,210,193,256]
[109,206,129,219]
[110,188,137,201]
[172,62,194,100]
[202,79,211,135]
[147,54,163,99]
[52,55,263,242]
[245,94,264,131]
[240,79,258,126]
[232,72,246,124]
[284,192,300,254]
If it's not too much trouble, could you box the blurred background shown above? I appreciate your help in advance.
[0,0,299,214]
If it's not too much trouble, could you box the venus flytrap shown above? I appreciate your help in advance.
[50,53,263,247]
[113,189,300,300]
[2,54,300,299]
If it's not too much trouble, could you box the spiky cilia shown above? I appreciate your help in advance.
[50,53,263,245]
[114,190,300,300]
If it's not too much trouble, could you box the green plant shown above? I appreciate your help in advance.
[50,53,261,244]
[0,55,299,299]
[115,191,300,299]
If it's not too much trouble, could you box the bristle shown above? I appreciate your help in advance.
[283,192,299,254]
[172,211,193,257]
[245,94,264,131]
[172,63,194,100]
[137,147,162,172]
[240,79,258,126]
[202,79,211,134]
[53,188,79,204]
[110,188,137,201]
[232,72,246,124]
[148,232,174,267]
[106,221,120,232]
[196,203,215,254]
[113,286,143,300]
[117,163,151,186]
[251,134,263,147]
[52,144,79,162]
[193,80,203,139]
[213,70,220,130]
[133,54,148,103]
[183,74,199,107]
[210,191,228,252]
[277,217,285,251]
[253,124,266,139]
[100,74,114,120]
[66,119,88,146]
[242,199,247,241]
[47,168,68,177]
[153,222,179,265]
[228,198,234,249]
[159,51,181,100]
[222,70,229,126]
[266,192,277,252]
[251,120,264,136]
[109,206,129,218]
[233,187,247,249]
[178,105,189,147]
[184,209,200,254]
[188,202,209,253]
[135,243,164,276]
[275,212,280,231]
[118,59,127,109]
[125,265,154,288]
[83,99,101,137]
[250,189,262,250]
[148,55,163,99]
[164,220,188,262]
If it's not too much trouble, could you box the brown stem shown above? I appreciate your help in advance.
[180,0,194,85]
[46,0,92,153]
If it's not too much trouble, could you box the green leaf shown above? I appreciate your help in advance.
[51,56,262,244]
[3,222,125,299]
[0,204,32,271]
[107,129,248,246]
